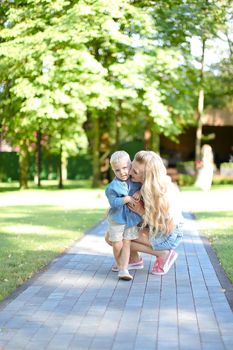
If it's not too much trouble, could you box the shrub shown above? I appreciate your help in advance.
[212,176,233,185]
[220,162,233,177]
[177,174,196,186]
[220,162,233,168]
[176,161,195,176]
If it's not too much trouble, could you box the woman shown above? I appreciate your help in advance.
[106,150,184,275]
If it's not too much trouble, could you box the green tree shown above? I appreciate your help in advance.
[0,0,109,187]
[149,0,230,160]
[2,0,228,188]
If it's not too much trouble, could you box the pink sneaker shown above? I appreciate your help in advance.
[151,256,165,275]
[151,250,178,275]
[128,257,144,270]
[164,249,178,273]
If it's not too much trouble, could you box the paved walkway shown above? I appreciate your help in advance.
[0,213,233,350]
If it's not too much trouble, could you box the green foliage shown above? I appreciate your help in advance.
[220,162,233,168]
[0,151,94,181]
[0,0,231,186]
[0,152,19,181]
[176,161,195,175]
[177,173,196,186]
[220,162,233,177]
[0,1,198,143]
[67,155,92,180]
[212,176,233,185]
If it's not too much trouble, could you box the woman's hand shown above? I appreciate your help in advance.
[132,190,141,201]
[127,198,145,216]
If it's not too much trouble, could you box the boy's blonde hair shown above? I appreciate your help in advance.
[110,150,131,167]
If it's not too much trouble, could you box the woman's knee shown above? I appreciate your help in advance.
[133,229,150,246]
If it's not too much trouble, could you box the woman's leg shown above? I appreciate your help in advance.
[130,229,169,259]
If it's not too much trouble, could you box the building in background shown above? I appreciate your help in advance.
[160,109,233,167]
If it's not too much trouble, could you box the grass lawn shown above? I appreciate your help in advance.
[0,183,108,301]
[180,185,233,284]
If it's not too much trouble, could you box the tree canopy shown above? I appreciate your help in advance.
[0,0,232,187]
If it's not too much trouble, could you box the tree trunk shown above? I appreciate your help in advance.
[115,101,121,150]
[195,38,206,162]
[100,132,110,183]
[144,117,160,152]
[83,111,101,187]
[144,129,151,150]
[144,116,152,150]
[35,130,42,187]
[58,138,63,189]
[152,129,160,153]
[19,139,29,189]
[226,30,233,57]
[91,114,100,188]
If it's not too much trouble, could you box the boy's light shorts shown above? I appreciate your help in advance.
[107,217,139,242]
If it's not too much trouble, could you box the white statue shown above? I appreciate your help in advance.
[195,144,214,192]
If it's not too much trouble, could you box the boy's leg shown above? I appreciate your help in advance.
[107,220,125,269]
[112,241,123,269]
[118,239,131,270]
[105,231,112,246]
[117,239,133,281]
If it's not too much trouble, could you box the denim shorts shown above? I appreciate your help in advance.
[149,223,183,251]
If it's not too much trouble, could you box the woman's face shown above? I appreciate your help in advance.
[129,160,145,183]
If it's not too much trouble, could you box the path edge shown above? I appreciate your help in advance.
[192,212,233,312]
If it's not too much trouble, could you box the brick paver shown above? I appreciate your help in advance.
[0,213,233,350]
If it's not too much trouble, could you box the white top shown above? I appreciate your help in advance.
[166,176,184,225]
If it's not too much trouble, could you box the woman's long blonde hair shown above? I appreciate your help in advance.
[134,150,175,235]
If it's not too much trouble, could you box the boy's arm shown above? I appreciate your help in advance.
[105,188,127,208]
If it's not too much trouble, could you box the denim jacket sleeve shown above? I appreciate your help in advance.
[105,179,128,208]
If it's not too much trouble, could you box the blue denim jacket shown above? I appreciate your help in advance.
[105,177,142,227]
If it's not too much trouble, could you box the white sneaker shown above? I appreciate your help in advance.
[118,269,133,281]
[112,257,144,272]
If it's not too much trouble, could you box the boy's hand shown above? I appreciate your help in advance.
[124,195,132,204]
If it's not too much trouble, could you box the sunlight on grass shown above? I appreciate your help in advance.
[0,187,108,301]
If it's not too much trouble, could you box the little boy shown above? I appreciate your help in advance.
[105,150,142,281]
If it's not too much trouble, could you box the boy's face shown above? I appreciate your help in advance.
[112,159,131,181]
